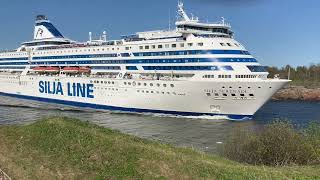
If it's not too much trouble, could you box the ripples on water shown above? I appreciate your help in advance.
[0,96,319,153]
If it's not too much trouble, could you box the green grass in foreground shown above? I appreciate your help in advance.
[0,117,319,179]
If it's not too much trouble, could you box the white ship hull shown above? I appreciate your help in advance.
[0,74,289,120]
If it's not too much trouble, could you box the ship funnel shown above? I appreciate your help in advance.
[34,15,64,40]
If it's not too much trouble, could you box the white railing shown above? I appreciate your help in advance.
[0,168,11,180]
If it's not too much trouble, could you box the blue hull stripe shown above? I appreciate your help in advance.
[0,92,252,120]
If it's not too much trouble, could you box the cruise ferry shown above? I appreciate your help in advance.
[0,2,289,120]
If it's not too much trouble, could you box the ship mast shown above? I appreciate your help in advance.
[177,1,190,21]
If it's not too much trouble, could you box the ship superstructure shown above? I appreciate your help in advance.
[0,2,289,120]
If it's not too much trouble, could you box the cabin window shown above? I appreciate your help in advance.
[152,45,156,49]
[227,43,232,46]
[187,43,193,47]
[198,43,204,46]
[158,45,163,49]
[139,46,143,50]
[180,43,184,47]
[145,46,149,49]
[220,43,225,46]
[165,44,169,48]
[172,44,177,48]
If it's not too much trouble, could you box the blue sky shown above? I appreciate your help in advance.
[0,0,319,67]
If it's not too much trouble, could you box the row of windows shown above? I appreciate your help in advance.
[0,66,25,69]
[91,80,115,85]
[203,74,259,79]
[203,75,215,78]
[126,66,138,70]
[137,90,178,95]
[139,42,204,50]
[247,65,267,72]
[142,66,221,71]
[208,93,255,97]
[92,66,121,70]
[235,75,257,78]
[124,81,175,88]
[218,75,232,78]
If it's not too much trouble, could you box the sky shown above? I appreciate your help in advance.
[0,0,319,67]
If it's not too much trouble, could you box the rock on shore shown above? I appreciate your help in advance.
[272,86,320,101]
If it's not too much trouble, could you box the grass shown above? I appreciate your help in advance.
[0,117,319,179]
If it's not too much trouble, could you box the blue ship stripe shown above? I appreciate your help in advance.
[0,92,252,120]
[0,58,257,66]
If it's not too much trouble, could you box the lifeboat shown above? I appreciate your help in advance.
[63,66,80,73]
[32,66,47,72]
[79,66,91,73]
[44,66,60,73]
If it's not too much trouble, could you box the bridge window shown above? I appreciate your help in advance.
[247,65,267,72]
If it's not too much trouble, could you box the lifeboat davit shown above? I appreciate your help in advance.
[63,67,80,73]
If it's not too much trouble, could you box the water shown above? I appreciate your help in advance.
[0,95,319,153]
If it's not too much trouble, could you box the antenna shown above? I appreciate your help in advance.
[221,17,225,25]
[102,31,107,42]
[89,32,92,42]
[169,8,171,30]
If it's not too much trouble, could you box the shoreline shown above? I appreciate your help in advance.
[272,86,320,101]
[0,117,319,179]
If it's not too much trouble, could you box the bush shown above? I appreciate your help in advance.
[221,121,320,166]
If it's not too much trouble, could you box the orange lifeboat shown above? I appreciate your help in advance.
[32,66,47,72]
[79,66,91,73]
[44,66,60,73]
[63,67,80,73]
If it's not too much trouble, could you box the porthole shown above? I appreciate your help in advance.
[170,84,174,87]
[150,83,153,86]
[231,94,236,96]
[138,82,141,86]
[223,94,227,96]
[163,84,167,87]
[144,83,147,86]
[157,83,160,87]
[249,94,254,97]
[240,94,245,97]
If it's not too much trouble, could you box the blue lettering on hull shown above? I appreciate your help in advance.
[39,81,94,98]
